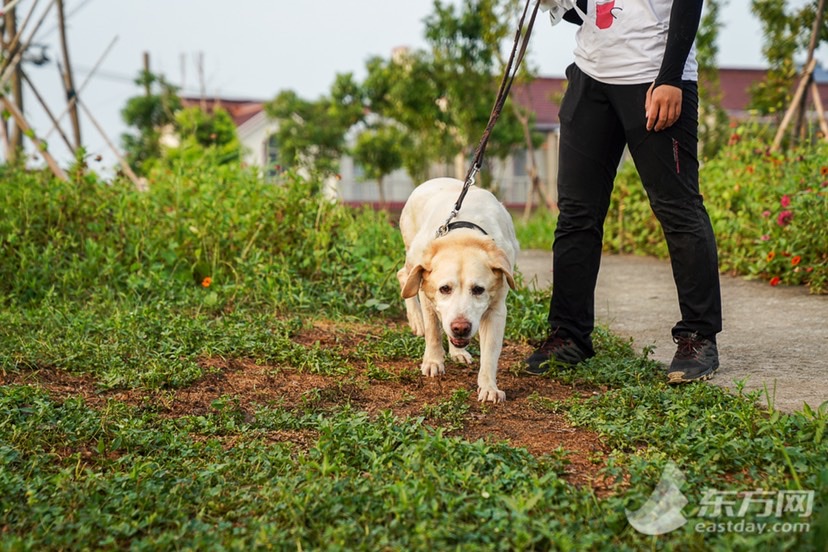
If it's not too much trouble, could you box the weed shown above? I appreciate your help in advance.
[1,160,826,550]
[422,388,473,430]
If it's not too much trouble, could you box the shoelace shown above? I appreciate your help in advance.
[673,334,703,359]
[539,334,572,353]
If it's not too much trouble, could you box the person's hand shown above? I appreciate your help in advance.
[645,83,682,132]
[539,0,575,26]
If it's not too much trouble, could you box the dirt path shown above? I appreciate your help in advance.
[517,250,828,413]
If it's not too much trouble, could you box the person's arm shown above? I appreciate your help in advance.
[544,0,582,26]
[654,0,704,88]
[563,0,586,25]
[562,8,582,25]
[646,0,703,131]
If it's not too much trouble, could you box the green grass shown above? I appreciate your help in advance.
[1,160,826,550]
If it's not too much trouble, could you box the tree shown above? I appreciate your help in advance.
[120,70,181,176]
[750,0,828,115]
[362,51,456,182]
[167,106,241,165]
[265,73,364,178]
[351,122,409,207]
[422,0,527,183]
[695,0,730,159]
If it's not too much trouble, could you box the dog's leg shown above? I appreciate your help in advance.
[476,302,507,403]
[404,297,425,336]
[419,290,446,377]
[397,266,424,335]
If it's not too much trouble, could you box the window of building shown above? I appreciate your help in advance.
[265,134,283,179]
[513,148,528,177]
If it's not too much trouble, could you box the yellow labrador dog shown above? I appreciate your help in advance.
[397,177,519,403]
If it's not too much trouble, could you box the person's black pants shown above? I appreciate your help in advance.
[548,64,722,355]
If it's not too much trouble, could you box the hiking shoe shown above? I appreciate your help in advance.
[525,332,591,375]
[666,332,719,384]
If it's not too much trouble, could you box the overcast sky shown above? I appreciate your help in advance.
[9,0,826,171]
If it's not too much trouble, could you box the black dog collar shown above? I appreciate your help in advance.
[445,220,488,235]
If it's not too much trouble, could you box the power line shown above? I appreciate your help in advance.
[37,0,95,38]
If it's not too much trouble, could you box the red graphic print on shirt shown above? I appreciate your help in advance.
[595,0,622,29]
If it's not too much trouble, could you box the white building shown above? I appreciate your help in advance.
[180,76,566,210]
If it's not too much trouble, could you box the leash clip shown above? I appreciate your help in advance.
[435,165,480,238]
[436,209,459,238]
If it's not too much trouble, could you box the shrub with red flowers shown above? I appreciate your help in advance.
[776,209,793,227]
[606,122,828,294]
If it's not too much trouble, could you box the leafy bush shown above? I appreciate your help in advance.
[0,161,403,314]
[1,160,827,550]
[602,125,828,293]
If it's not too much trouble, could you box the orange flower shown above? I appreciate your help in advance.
[201,276,212,288]
[791,255,801,266]
[821,166,828,176]
[766,251,776,262]
[770,276,781,287]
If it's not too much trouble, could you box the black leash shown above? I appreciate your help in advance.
[436,0,541,237]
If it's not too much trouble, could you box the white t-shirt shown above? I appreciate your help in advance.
[572,0,698,85]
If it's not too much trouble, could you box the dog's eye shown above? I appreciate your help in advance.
[471,285,485,296]
[439,285,452,295]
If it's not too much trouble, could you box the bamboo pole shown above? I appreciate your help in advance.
[0,0,22,16]
[792,0,827,141]
[0,0,55,87]
[810,80,828,138]
[76,96,145,191]
[770,58,817,152]
[20,69,75,152]
[0,0,39,66]
[0,94,68,180]
[0,111,9,157]
[44,35,118,140]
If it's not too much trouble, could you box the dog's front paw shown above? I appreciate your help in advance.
[448,346,473,365]
[477,386,506,403]
[421,359,446,377]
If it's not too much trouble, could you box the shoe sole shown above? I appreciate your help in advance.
[524,357,583,376]
[666,366,718,385]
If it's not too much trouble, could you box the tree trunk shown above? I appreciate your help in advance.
[3,0,24,159]
[56,0,82,150]
[377,176,387,209]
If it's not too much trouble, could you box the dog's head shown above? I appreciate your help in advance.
[401,234,516,348]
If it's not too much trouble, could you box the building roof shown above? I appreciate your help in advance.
[180,96,265,127]
[183,67,828,131]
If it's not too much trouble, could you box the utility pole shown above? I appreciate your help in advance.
[143,51,150,96]
[196,50,206,110]
[55,0,81,150]
[2,0,24,160]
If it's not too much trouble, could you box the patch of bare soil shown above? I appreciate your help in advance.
[1,322,613,490]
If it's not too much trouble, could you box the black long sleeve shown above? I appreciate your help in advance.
[654,0,704,87]
[563,0,586,25]
[563,8,582,25]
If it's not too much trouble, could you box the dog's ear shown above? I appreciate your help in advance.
[490,250,517,290]
[402,265,427,298]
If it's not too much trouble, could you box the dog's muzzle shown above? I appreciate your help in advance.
[450,337,471,349]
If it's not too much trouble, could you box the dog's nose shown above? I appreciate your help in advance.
[451,319,471,337]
